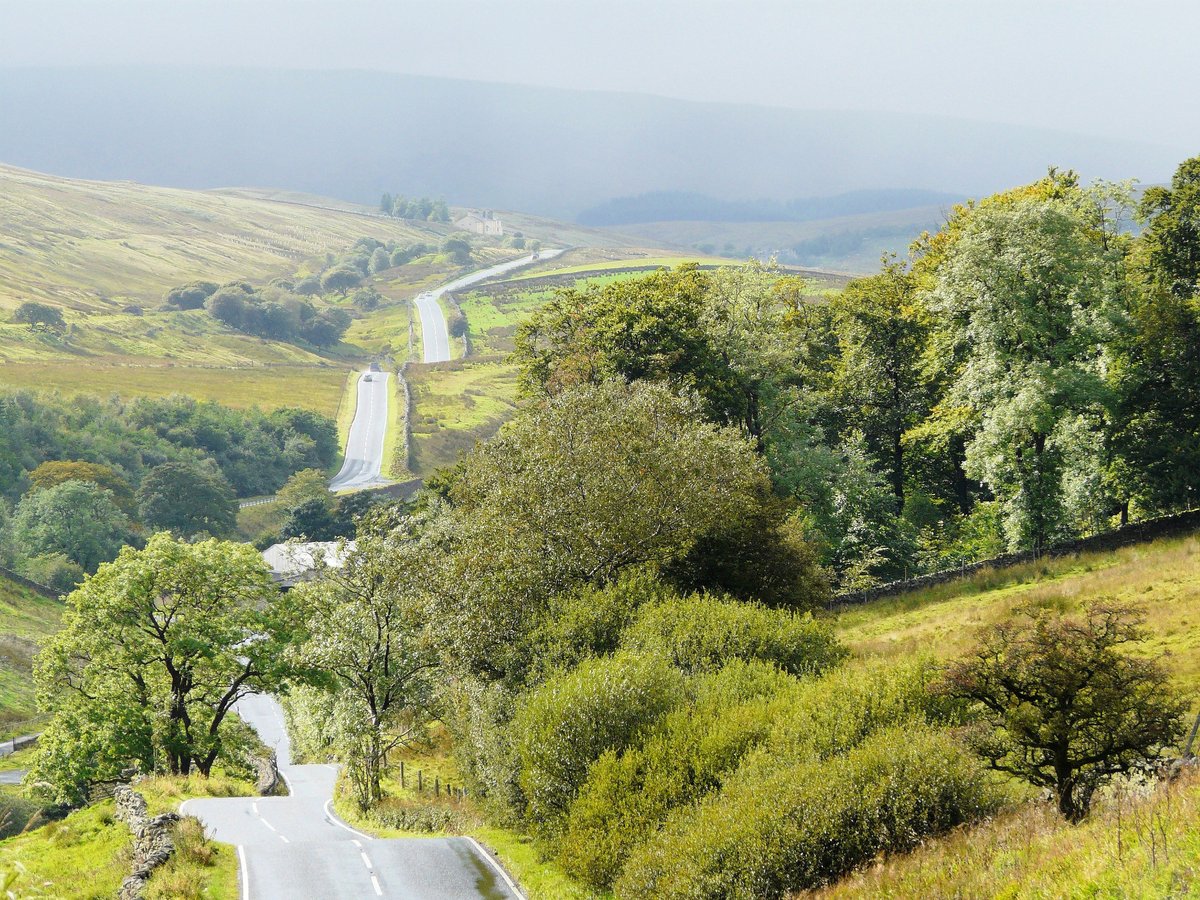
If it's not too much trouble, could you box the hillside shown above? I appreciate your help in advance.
[0,163,447,313]
[808,530,1200,897]
[0,573,64,737]
[612,204,954,274]
[0,67,1180,219]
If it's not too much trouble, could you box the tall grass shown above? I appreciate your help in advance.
[807,768,1200,899]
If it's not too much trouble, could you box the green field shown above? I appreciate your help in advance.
[496,255,721,283]
[404,357,520,477]
[808,529,1200,898]
[0,574,65,737]
[0,361,353,416]
[834,531,1200,692]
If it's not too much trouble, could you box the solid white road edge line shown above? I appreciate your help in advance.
[323,797,375,840]
[238,844,250,900]
[466,837,525,899]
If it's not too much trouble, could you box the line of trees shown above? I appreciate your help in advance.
[513,161,1200,588]
[379,193,450,223]
[163,279,351,347]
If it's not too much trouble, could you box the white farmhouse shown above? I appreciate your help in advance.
[454,209,503,236]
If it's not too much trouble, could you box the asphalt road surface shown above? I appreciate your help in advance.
[0,770,25,785]
[328,372,391,491]
[186,693,521,900]
[416,249,565,364]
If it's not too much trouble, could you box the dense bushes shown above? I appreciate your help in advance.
[615,725,999,899]
[0,391,337,502]
[619,593,846,676]
[558,660,792,886]
[201,281,351,346]
[513,652,685,829]
[0,390,337,582]
[554,655,959,890]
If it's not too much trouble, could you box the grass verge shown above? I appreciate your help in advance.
[0,774,250,899]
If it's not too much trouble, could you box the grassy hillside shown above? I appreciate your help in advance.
[834,531,1200,690]
[0,165,715,483]
[808,767,1200,899]
[807,530,1200,898]
[0,163,444,313]
[0,575,64,738]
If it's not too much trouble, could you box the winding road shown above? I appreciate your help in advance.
[186,693,522,900]
[329,249,564,492]
[416,249,564,363]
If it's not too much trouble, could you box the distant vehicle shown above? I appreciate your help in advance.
[369,361,382,372]
[363,375,373,382]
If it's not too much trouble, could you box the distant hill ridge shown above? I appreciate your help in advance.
[0,67,1179,219]
[577,188,964,226]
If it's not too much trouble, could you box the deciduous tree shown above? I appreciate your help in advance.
[32,535,296,801]
[136,460,237,538]
[940,602,1185,822]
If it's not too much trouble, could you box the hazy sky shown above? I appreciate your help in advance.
[2,0,1196,150]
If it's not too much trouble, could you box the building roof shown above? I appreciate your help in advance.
[262,540,355,587]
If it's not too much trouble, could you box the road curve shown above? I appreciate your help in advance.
[416,248,565,363]
[186,693,521,900]
[329,372,391,491]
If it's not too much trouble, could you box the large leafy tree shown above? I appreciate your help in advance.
[828,259,931,505]
[136,460,237,538]
[1109,156,1200,511]
[513,265,748,432]
[4,479,137,572]
[941,602,1185,822]
[32,534,295,802]
[432,379,819,684]
[925,194,1122,551]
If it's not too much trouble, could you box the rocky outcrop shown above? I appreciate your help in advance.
[114,786,180,900]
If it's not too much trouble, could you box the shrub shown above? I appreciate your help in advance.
[530,571,674,677]
[619,592,847,676]
[559,660,795,887]
[763,654,961,762]
[615,725,999,899]
[557,657,950,889]
[513,653,685,830]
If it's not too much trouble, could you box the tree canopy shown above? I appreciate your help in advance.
[32,534,296,802]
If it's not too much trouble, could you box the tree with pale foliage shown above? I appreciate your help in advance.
[292,517,439,810]
[926,192,1123,551]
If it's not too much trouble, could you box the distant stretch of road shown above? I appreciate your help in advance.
[186,693,522,900]
[416,248,565,363]
[326,251,564,491]
[328,372,391,491]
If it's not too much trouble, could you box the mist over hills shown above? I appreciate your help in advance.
[0,67,1179,220]
[576,189,965,226]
